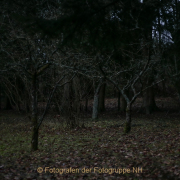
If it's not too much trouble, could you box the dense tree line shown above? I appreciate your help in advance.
[0,0,180,151]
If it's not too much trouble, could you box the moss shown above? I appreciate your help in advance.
[124,122,131,134]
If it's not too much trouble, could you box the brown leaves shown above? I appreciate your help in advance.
[1,108,180,179]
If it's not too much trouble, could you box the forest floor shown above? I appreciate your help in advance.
[0,97,180,180]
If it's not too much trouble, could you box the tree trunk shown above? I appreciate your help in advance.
[120,95,127,112]
[0,92,1,110]
[118,90,120,111]
[31,116,39,151]
[98,83,106,112]
[92,93,99,119]
[4,95,13,110]
[31,73,38,151]
[124,103,132,134]
[73,76,81,115]
[92,82,102,119]
[85,97,88,112]
[162,81,166,97]
[120,89,132,112]
[25,99,30,113]
[142,84,159,114]
[61,77,71,115]
[174,81,180,107]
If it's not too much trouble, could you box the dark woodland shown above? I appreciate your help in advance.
[0,0,180,179]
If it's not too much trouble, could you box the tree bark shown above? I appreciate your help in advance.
[31,73,38,151]
[92,93,99,119]
[120,89,132,112]
[4,95,13,110]
[92,82,102,119]
[85,97,88,112]
[73,76,81,115]
[118,90,120,111]
[98,83,106,112]
[31,116,39,151]
[141,83,159,114]
[120,95,127,112]
[61,77,71,115]
[124,102,132,134]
